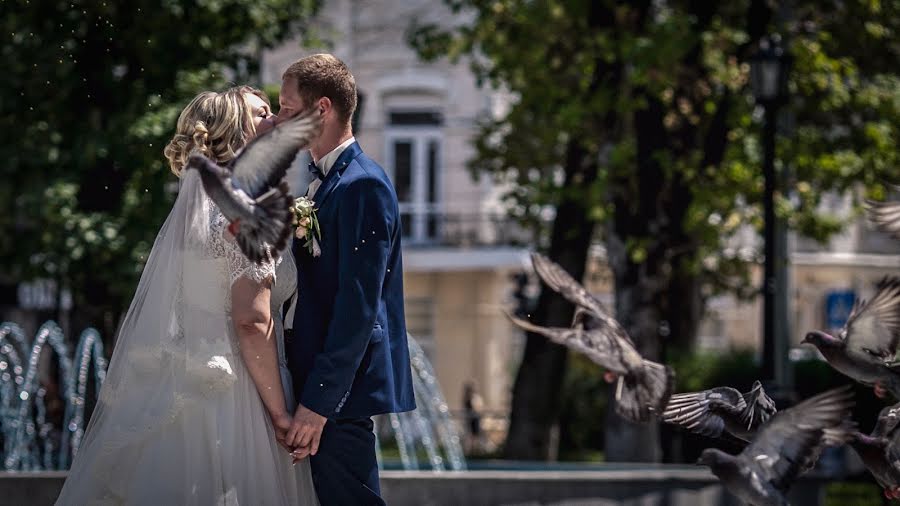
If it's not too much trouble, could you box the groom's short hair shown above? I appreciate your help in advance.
[283,54,357,126]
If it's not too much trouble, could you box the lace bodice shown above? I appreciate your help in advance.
[182,203,294,310]
[210,210,278,290]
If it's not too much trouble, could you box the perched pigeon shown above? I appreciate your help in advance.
[866,186,900,240]
[186,108,322,264]
[849,403,900,500]
[697,386,855,506]
[662,381,777,442]
[506,253,675,423]
[803,277,900,399]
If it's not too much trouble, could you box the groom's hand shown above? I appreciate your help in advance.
[287,404,327,458]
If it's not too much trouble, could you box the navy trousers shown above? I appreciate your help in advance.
[310,417,384,506]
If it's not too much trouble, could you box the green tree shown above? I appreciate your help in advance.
[410,0,899,461]
[0,0,321,336]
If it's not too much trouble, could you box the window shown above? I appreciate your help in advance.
[385,110,443,245]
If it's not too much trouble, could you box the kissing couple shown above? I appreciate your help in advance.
[56,53,416,505]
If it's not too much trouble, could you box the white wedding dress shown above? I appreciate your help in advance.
[55,171,318,505]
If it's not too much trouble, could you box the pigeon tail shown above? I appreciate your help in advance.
[615,359,674,423]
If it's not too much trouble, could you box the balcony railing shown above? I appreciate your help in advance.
[400,211,537,248]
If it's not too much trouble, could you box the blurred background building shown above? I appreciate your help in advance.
[256,0,900,445]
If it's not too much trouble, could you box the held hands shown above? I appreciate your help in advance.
[285,404,327,463]
[271,412,294,452]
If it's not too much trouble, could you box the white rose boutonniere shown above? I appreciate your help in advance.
[290,196,321,257]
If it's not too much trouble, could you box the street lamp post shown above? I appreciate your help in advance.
[750,35,790,386]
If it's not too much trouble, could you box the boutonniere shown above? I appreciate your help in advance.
[290,196,322,257]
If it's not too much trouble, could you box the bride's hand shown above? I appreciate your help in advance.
[271,412,293,451]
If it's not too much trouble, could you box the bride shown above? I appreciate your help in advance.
[56,86,319,505]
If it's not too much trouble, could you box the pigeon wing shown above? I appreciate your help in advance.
[662,387,746,438]
[843,277,900,360]
[505,313,628,373]
[229,109,322,198]
[741,386,854,493]
[664,388,743,435]
[530,253,626,332]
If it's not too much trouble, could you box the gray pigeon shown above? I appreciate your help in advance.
[697,386,855,506]
[664,382,842,474]
[506,253,675,423]
[186,108,322,264]
[803,276,900,399]
[849,402,900,500]
[866,186,900,240]
[662,381,777,442]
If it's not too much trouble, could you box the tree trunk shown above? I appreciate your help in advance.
[604,82,693,461]
[503,1,624,460]
[503,141,599,460]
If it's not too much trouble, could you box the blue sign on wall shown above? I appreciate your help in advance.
[825,290,856,332]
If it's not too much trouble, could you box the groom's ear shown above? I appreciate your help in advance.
[318,97,331,116]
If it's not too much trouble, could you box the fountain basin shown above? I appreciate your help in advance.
[0,467,837,506]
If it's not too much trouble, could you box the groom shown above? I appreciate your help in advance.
[279,54,416,505]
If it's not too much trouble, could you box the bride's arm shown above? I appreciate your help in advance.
[231,277,292,435]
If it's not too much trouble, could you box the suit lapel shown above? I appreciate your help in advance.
[312,167,341,208]
[313,142,363,208]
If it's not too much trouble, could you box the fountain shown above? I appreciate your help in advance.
[0,321,465,472]
[0,322,109,471]
[377,335,466,471]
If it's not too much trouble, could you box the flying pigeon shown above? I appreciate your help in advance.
[186,108,322,264]
[865,185,900,240]
[662,381,777,442]
[506,252,675,423]
[803,276,900,399]
[849,403,900,500]
[696,386,855,506]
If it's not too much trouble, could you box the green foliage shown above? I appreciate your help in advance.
[824,482,882,506]
[668,349,761,393]
[558,354,609,460]
[409,0,900,300]
[0,0,320,316]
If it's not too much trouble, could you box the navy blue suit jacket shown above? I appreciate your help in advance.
[289,141,416,419]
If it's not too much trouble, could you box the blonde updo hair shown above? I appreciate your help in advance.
[163,85,270,177]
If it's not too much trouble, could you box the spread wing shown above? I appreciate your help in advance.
[505,313,631,373]
[662,387,746,438]
[530,252,636,347]
[741,386,854,493]
[843,277,900,360]
[229,108,322,198]
[531,253,612,315]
